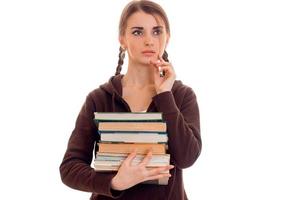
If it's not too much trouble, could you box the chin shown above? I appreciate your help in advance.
[136,58,152,65]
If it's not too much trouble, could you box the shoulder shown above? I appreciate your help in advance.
[87,85,109,101]
[171,80,197,109]
[172,80,196,98]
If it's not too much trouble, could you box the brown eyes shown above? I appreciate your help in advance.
[132,30,162,36]
[153,30,162,35]
[132,30,143,36]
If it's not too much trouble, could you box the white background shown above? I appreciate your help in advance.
[0,0,300,199]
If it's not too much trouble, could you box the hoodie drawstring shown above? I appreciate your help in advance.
[112,92,116,112]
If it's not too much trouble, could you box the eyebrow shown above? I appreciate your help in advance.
[131,26,163,30]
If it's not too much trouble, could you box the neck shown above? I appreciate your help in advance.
[122,60,155,88]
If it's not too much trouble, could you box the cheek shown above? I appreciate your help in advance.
[158,36,167,47]
[128,43,138,54]
[158,39,167,53]
[126,42,141,57]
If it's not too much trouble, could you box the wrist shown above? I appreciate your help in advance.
[110,177,123,197]
[156,88,169,94]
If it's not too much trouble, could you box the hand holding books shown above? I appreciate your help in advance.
[111,149,174,191]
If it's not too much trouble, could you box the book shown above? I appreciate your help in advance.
[94,112,163,121]
[100,132,168,143]
[95,153,170,163]
[94,157,170,169]
[98,122,166,132]
[96,152,170,159]
[143,177,169,185]
[98,143,166,155]
[94,165,169,172]
[94,166,170,185]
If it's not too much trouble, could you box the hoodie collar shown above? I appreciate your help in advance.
[99,74,183,112]
[99,74,125,112]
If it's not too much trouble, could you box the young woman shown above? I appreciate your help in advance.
[60,1,202,199]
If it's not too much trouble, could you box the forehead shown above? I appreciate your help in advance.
[126,11,165,29]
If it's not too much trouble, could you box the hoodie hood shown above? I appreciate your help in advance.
[100,74,124,97]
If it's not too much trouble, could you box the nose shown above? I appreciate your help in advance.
[144,34,154,46]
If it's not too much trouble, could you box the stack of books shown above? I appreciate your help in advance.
[93,112,170,185]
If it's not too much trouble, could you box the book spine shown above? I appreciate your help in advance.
[98,122,167,132]
[95,119,163,122]
[99,131,167,134]
[98,143,166,155]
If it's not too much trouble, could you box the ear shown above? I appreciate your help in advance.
[119,36,127,49]
[165,34,170,48]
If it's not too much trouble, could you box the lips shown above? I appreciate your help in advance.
[142,50,156,57]
[142,50,155,54]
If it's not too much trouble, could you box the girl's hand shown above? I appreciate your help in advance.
[150,56,176,94]
[110,150,174,191]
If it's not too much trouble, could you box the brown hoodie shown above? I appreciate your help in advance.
[60,74,201,200]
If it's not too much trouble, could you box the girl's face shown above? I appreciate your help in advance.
[120,11,169,65]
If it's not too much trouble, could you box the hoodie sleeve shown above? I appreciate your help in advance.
[153,87,201,169]
[59,93,124,198]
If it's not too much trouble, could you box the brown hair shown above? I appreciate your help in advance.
[115,0,170,76]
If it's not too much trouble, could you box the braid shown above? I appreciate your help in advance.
[162,50,169,62]
[115,46,125,76]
